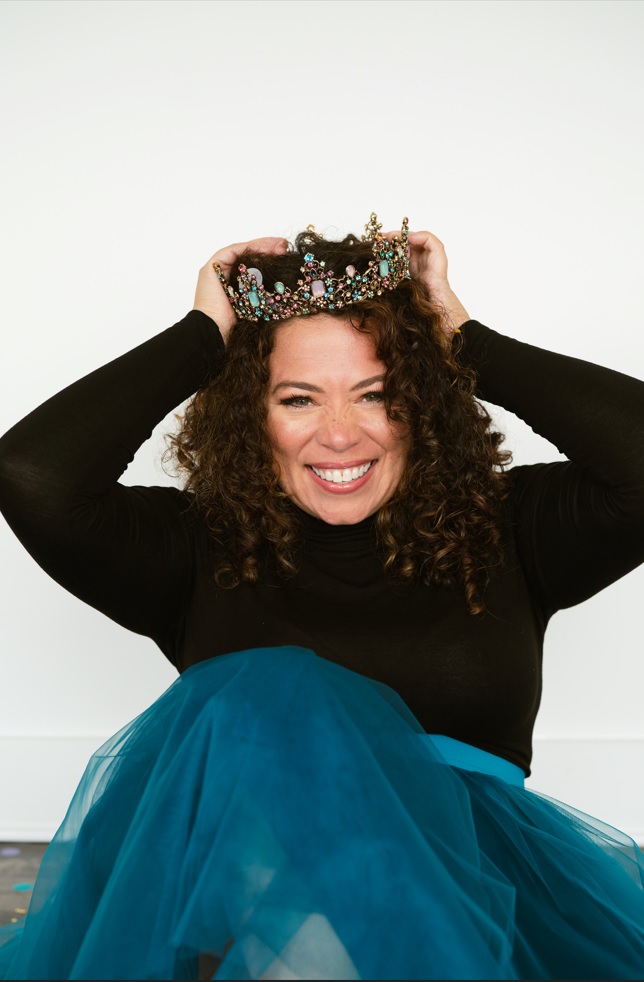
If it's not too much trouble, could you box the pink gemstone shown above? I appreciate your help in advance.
[345,265,356,277]
[311,280,325,298]
[305,276,311,282]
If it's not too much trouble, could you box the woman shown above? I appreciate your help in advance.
[1,214,644,980]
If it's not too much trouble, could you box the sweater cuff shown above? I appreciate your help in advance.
[183,309,226,372]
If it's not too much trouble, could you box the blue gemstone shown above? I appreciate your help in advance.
[249,291,260,307]
[379,260,389,277]
[304,292,311,299]
[304,253,314,262]
[329,304,335,309]
[274,282,285,294]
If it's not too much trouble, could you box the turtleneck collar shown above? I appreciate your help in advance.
[297,508,378,547]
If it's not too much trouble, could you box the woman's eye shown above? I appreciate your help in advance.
[361,391,385,404]
[280,395,313,408]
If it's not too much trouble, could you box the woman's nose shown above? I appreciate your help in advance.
[316,410,360,452]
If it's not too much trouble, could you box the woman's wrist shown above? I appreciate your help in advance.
[440,285,470,333]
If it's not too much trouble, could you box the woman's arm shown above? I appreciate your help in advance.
[460,321,644,619]
[0,236,288,659]
[0,311,225,658]
[409,228,644,619]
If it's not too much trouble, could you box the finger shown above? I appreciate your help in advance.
[408,230,445,251]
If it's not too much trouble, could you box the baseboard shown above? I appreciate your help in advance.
[0,734,104,842]
[1,734,643,843]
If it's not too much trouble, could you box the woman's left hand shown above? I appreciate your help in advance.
[406,230,471,333]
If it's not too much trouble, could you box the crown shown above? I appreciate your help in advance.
[214,213,410,323]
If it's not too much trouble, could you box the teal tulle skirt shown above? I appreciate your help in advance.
[2,646,644,980]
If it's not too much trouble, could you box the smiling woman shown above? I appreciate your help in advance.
[266,315,409,525]
[169,226,508,614]
[2,216,644,980]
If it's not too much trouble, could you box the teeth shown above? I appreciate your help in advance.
[311,462,373,484]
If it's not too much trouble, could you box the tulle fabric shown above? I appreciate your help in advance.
[2,646,644,980]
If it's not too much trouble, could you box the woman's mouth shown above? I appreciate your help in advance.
[307,461,375,493]
[310,461,373,484]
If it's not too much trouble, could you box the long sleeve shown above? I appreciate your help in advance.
[0,310,225,658]
[459,321,644,620]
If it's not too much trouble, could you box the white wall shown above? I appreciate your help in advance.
[1,0,643,839]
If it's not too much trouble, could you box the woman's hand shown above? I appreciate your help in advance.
[407,230,470,334]
[194,237,288,345]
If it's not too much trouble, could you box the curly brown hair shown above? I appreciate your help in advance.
[168,230,510,614]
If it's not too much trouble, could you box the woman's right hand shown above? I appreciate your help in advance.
[193,237,289,345]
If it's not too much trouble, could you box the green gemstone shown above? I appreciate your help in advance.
[274,282,285,294]
[379,260,389,277]
[249,291,260,307]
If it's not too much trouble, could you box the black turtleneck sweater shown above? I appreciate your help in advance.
[1,311,643,775]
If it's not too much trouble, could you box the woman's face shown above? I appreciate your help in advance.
[266,314,409,525]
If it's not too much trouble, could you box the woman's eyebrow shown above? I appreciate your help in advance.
[351,374,385,391]
[271,381,322,394]
[271,375,385,396]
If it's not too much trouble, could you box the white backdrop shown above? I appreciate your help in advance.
[1,0,643,839]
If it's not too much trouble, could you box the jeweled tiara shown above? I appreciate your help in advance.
[214,213,410,323]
